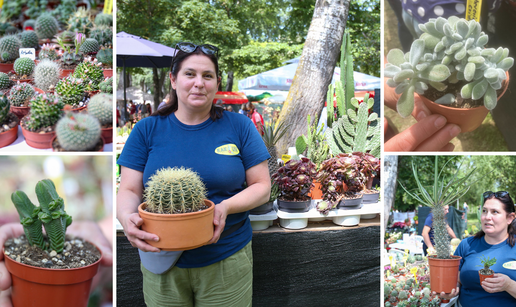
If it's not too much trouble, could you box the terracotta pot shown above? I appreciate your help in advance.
[479,271,494,284]
[0,63,13,73]
[419,72,510,133]
[60,68,74,79]
[308,181,323,200]
[17,78,32,84]
[51,135,104,152]
[101,126,113,144]
[138,200,215,251]
[34,87,45,94]
[428,255,461,294]
[21,126,55,149]
[10,106,30,121]
[103,69,113,78]
[71,105,87,113]
[4,247,102,307]
[277,199,311,213]
[250,201,274,215]
[0,124,18,148]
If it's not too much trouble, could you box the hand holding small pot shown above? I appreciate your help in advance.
[481,273,515,293]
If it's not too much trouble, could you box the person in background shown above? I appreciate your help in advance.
[422,205,456,256]
[247,102,264,135]
[226,105,234,112]
[239,103,249,117]
[157,94,171,111]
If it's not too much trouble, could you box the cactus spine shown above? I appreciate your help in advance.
[0,72,10,89]
[96,47,113,67]
[0,95,10,124]
[19,30,39,49]
[144,167,208,214]
[38,43,59,61]
[8,83,35,107]
[88,93,112,125]
[55,112,101,151]
[0,35,21,62]
[26,94,64,130]
[35,14,59,40]
[94,13,113,27]
[13,57,35,76]
[55,77,85,106]
[79,38,100,55]
[34,59,61,92]
[72,61,104,91]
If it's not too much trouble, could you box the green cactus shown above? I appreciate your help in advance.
[26,94,64,130]
[398,290,408,300]
[35,14,59,40]
[56,112,101,151]
[295,115,329,168]
[34,59,61,92]
[8,83,36,107]
[38,43,59,61]
[5,26,18,36]
[13,57,35,76]
[51,0,76,24]
[89,27,113,48]
[0,95,10,124]
[67,8,93,35]
[88,93,112,125]
[19,30,39,49]
[57,30,76,47]
[0,72,10,89]
[0,35,21,62]
[144,167,208,214]
[23,20,36,31]
[24,0,48,20]
[96,47,112,67]
[94,13,113,27]
[99,77,113,93]
[11,190,45,250]
[79,38,100,55]
[55,77,86,107]
[72,61,104,91]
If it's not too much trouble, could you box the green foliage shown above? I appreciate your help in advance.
[51,0,77,25]
[0,72,9,89]
[24,0,48,20]
[35,14,59,40]
[88,93,113,125]
[55,77,86,106]
[56,112,101,151]
[13,57,35,76]
[8,83,35,107]
[11,190,45,250]
[0,35,21,62]
[295,115,329,169]
[67,8,93,35]
[26,94,64,130]
[89,27,113,48]
[34,59,61,92]
[479,255,496,270]
[0,2,24,21]
[0,95,10,124]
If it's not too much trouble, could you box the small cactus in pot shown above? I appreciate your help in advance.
[13,58,35,78]
[35,14,59,40]
[79,38,100,56]
[55,77,85,107]
[25,94,64,131]
[55,112,101,151]
[96,47,112,68]
[0,72,10,90]
[38,44,59,61]
[19,31,39,49]
[94,13,113,27]
[0,94,10,125]
[478,255,496,278]
[8,83,36,107]
[88,93,112,125]
[99,77,112,93]
[34,59,61,92]
[57,32,85,67]
[0,35,21,63]
[72,60,104,91]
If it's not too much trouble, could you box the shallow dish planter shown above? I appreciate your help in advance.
[362,190,380,204]
[277,199,311,213]
[250,201,274,215]
[337,193,363,208]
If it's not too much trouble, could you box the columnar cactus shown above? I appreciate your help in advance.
[99,77,113,93]
[19,30,39,49]
[8,83,36,107]
[88,93,112,125]
[79,38,100,55]
[96,47,112,67]
[0,35,21,62]
[35,14,59,40]
[0,95,10,124]
[11,189,45,250]
[386,16,514,116]
[0,72,10,89]
[144,167,208,214]
[38,43,59,61]
[34,59,61,92]
[55,77,85,106]
[72,60,104,91]
[55,112,101,151]
[94,13,113,27]
[26,94,64,130]
[13,57,35,76]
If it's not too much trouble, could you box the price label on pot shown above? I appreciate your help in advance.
[0,1,3,9]
[466,0,483,22]
[19,48,35,60]
[281,154,291,163]
[104,0,113,14]
[503,261,516,270]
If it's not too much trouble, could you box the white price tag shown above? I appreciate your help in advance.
[19,48,36,60]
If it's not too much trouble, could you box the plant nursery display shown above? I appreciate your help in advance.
[138,167,215,251]
[3,179,102,307]
[386,16,513,132]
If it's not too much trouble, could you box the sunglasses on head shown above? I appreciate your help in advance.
[171,42,219,70]
[483,191,509,199]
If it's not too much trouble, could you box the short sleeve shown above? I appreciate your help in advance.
[117,121,149,172]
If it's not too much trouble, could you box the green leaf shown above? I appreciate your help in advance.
[429,81,448,92]
[387,49,405,66]
[393,69,414,83]
[484,87,498,110]
[384,64,402,78]
[497,58,514,71]
[409,39,425,67]
[420,64,450,82]
[472,79,488,100]
[464,63,476,81]
[397,84,415,118]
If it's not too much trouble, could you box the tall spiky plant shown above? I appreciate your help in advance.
[262,120,290,177]
[399,156,476,259]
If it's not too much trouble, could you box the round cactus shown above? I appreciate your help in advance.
[89,27,113,47]
[96,48,112,67]
[55,77,85,107]
[0,35,21,62]
[0,95,10,125]
[99,77,113,93]
[13,58,35,76]
[26,94,64,131]
[8,83,36,107]
[56,112,101,151]
[88,93,112,125]
[79,38,100,55]
[0,73,10,89]
[19,31,39,49]
[72,61,104,91]
[67,8,93,35]
[38,43,59,61]
[23,20,36,31]
[144,167,208,214]
[5,26,18,36]
[94,13,113,27]
[34,59,61,92]
[35,14,59,40]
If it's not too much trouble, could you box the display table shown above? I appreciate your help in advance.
[389,240,424,256]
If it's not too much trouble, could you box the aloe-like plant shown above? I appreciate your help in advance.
[478,255,496,275]
[386,16,514,117]
[398,156,476,259]
[11,179,72,253]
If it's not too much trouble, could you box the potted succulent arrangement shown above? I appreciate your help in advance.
[272,157,318,213]
[88,92,113,144]
[56,32,85,78]
[97,46,113,78]
[55,76,86,111]
[53,111,103,152]
[478,255,496,284]
[21,93,64,149]
[250,180,279,215]
[3,179,102,307]
[0,95,19,148]
[138,167,215,251]
[8,82,36,120]
[399,156,477,294]
[72,59,104,96]
[386,16,514,132]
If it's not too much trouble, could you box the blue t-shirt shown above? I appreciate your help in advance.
[424,213,435,245]
[117,111,270,268]
[454,236,516,306]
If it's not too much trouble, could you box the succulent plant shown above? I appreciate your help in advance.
[55,112,101,151]
[0,35,21,62]
[35,14,59,40]
[0,72,10,89]
[51,0,76,24]
[96,47,112,67]
[8,83,36,107]
[57,30,76,47]
[295,115,329,169]
[11,179,72,253]
[55,77,85,106]
[34,59,61,92]
[478,255,497,275]
[398,290,408,300]
[0,95,10,124]
[57,32,85,66]
[5,26,19,36]
[38,43,59,61]
[13,57,35,77]
[94,13,113,27]
[25,94,64,131]
[24,0,48,20]
[88,93,112,125]
[271,157,317,202]
[89,27,113,48]
[72,60,104,91]
[353,152,380,180]
[144,167,208,214]
[262,120,290,177]
[19,30,39,49]
[79,38,100,56]
[386,16,514,117]
[67,8,93,35]
[99,77,113,93]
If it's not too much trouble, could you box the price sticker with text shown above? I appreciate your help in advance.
[466,0,483,22]
[19,48,36,60]
[103,0,113,15]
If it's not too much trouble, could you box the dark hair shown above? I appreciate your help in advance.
[474,193,516,247]
[153,47,223,120]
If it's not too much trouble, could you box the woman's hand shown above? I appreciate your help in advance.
[120,212,160,253]
[432,287,460,301]
[207,201,229,245]
[0,224,24,307]
[482,273,514,293]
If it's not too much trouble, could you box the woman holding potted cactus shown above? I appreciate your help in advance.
[117,42,270,306]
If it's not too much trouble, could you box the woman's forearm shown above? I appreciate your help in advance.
[116,188,143,226]
[505,278,516,299]
[221,180,270,215]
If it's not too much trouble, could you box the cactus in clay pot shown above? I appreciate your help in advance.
[96,47,112,68]
[8,83,35,107]
[0,35,21,62]
[88,93,112,125]
[13,58,35,77]
[99,77,113,93]
[55,77,85,107]
[94,13,113,27]
[478,255,496,276]
[72,60,104,91]
[0,73,10,89]
[35,14,59,40]
[25,94,64,131]
[79,38,100,55]
[38,44,59,61]
[0,95,10,124]
[55,112,101,151]
[34,59,61,92]
[144,167,208,214]
[23,20,36,31]
[19,31,39,49]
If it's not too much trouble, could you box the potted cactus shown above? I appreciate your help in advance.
[3,179,102,307]
[35,14,59,44]
[0,72,12,92]
[99,76,112,94]
[272,157,318,213]
[0,35,21,73]
[21,93,64,148]
[386,16,514,133]
[33,59,61,92]
[79,38,100,57]
[19,30,39,50]
[53,111,103,151]
[38,43,60,61]
[12,57,35,82]
[478,255,496,284]
[8,82,36,120]
[57,32,86,78]
[0,94,19,147]
[55,77,86,110]
[96,46,113,78]
[138,167,215,251]
[72,59,104,94]
[88,92,113,143]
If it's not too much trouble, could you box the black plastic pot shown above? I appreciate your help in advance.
[337,194,363,208]
[250,201,274,215]
[362,191,380,204]
[277,199,311,213]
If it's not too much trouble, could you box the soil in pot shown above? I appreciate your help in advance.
[479,269,495,283]
[52,136,105,152]
[0,113,19,147]
[9,72,33,84]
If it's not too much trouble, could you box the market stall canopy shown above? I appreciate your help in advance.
[238,63,380,91]
[213,92,248,104]
[116,31,177,68]
[115,87,154,103]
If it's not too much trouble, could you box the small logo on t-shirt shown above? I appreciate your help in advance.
[503,261,516,270]
[215,144,239,155]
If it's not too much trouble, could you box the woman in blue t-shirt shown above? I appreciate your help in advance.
[117,42,271,306]
[438,191,516,305]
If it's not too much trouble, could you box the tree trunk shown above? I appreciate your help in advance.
[276,0,350,154]
[152,67,161,111]
[158,68,168,111]
[226,71,234,92]
[384,155,398,227]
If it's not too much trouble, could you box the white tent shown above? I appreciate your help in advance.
[238,63,380,91]
[115,87,154,103]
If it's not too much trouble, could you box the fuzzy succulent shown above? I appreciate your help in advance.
[55,112,101,151]
[35,14,59,40]
[89,27,113,47]
[386,16,514,117]
[72,61,104,91]
[67,8,93,35]
[96,47,112,67]
[144,167,208,214]
[19,30,39,49]
[88,93,112,125]
[38,43,59,61]
[99,77,113,93]
[34,59,61,92]
[79,38,100,55]
[26,94,64,130]
[8,83,35,107]
[271,157,317,202]
[55,77,85,106]
[0,95,10,124]
[13,57,35,76]
[0,72,9,89]
[0,35,21,62]
[94,13,113,27]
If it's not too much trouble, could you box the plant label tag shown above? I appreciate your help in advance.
[466,0,483,22]
[103,0,113,14]
[19,49,36,60]
[281,154,291,164]
[503,261,516,270]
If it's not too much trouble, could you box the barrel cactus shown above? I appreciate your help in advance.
[89,27,113,47]
[5,26,18,36]
[23,20,36,31]
[0,35,21,62]
[0,95,10,124]
[55,112,101,151]
[8,83,36,107]
[79,38,100,55]
[13,57,35,77]
[94,13,113,27]
[55,77,85,107]
[34,59,61,92]
[99,77,113,93]
[0,72,10,89]
[35,14,59,40]
[19,30,39,49]
[96,47,112,67]
[72,61,104,91]
[88,93,112,125]
[38,43,59,61]
[25,94,64,130]
[144,167,208,214]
